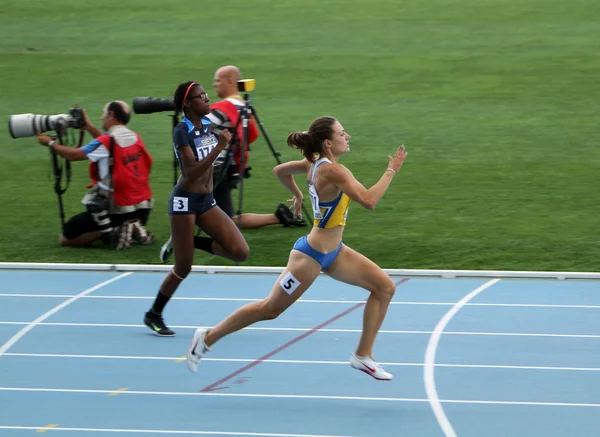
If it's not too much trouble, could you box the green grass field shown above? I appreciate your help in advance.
[1,0,599,271]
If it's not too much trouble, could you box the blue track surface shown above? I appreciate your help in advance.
[1,269,599,436]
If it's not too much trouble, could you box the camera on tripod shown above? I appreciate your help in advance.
[237,79,256,93]
[8,107,85,139]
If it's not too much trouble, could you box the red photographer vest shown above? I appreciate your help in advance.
[210,99,259,172]
[88,133,153,206]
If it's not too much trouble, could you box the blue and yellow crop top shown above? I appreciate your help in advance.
[307,158,351,228]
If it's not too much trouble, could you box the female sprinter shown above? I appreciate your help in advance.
[144,81,249,336]
[186,116,407,380]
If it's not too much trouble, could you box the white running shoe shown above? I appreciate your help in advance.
[349,354,393,381]
[186,328,211,373]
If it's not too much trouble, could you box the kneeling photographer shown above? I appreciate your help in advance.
[33,101,155,248]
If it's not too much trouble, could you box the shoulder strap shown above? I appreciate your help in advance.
[310,157,332,182]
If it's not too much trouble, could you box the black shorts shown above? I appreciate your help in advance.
[168,186,217,216]
[62,209,151,240]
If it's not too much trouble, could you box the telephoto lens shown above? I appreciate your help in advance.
[132,97,175,114]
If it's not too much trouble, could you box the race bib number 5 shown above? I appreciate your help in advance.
[279,271,301,295]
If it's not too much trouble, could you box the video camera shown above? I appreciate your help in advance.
[237,79,255,93]
[8,107,85,139]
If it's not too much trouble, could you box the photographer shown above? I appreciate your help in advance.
[209,65,306,229]
[35,101,154,249]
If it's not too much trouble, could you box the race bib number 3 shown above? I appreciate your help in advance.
[173,196,188,212]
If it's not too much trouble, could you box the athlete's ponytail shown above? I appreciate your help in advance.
[286,116,337,163]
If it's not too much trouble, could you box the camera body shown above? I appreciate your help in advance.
[8,107,86,139]
[69,107,85,129]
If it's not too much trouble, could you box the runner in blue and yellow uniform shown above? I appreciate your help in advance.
[186,116,408,381]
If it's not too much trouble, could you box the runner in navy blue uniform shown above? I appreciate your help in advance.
[144,81,249,336]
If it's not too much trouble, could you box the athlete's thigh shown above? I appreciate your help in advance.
[263,249,322,312]
[324,244,393,292]
[195,206,245,248]
[170,214,196,266]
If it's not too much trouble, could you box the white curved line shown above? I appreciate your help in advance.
[424,278,500,436]
[0,272,132,356]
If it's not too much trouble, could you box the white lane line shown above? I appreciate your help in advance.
[4,293,600,310]
[4,352,600,372]
[0,273,132,357]
[424,278,500,437]
[1,321,598,339]
[0,426,359,437]
[1,386,599,408]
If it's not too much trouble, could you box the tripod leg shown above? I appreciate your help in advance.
[49,149,67,233]
[249,105,282,164]
[236,176,244,230]
[235,106,250,233]
[56,189,66,233]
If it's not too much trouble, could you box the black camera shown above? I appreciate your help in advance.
[8,107,86,139]
[69,107,85,129]
[132,97,175,114]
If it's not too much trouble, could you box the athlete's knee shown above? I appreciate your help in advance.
[373,278,396,301]
[173,261,192,279]
[231,241,249,262]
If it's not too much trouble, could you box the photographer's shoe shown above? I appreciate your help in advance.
[115,220,135,250]
[131,220,154,245]
[159,237,173,263]
[275,203,306,227]
[144,311,175,337]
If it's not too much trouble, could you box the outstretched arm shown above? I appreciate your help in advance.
[36,133,88,161]
[324,146,407,210]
